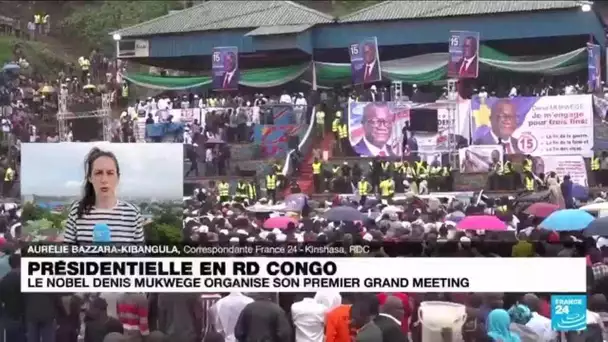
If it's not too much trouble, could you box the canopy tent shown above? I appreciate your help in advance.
[123,45,588,90]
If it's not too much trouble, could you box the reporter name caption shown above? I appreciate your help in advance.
[22,257,586,293]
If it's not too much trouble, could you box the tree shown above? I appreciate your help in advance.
[62,1,183,52]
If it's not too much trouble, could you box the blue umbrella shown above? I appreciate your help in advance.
[324,206,364,222]
[284,193,307,212]
[2,63,19,72]
[584,216,608,236]
[572,184,589,201]
[540,209,595,231]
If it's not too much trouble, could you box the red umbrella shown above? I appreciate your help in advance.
[263,216,299,230]
[524,203,559,218]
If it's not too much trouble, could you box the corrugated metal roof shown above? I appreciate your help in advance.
[338,1,582,23]
[113,1,334,38]
[245,24,313,36]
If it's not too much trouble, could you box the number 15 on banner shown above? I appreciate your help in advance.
[350,44,359,56]
[450,36,460,47]
[213,52,221,63]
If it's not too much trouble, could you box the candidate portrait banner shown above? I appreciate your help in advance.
[212,46,239,91]
[348,100,470,158]
[349,37,382,85]
[534,155,588,187]
[447,30,480,79]
[459,145,503,173]
[588,43,601,93]
[470,95,594,157]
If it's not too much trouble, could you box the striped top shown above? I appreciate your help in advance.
[63,200,145,243]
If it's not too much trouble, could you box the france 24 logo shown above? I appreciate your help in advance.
[551,295,587,331]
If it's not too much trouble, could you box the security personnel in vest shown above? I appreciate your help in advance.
[235,180,249,202]
[523,171,535,192]
[428,160,442,191]
[332,111,342,154]
[380,159,391,177]
[393,160,404,192]
[121,81,130,106]
[415,160,428,189]
[79,56,91,84]
[358,177,371,206]
[315,107,325,139]
[403,161,416,181]
[331,164,344,193]
[218,180,231,203]
[523,155,533,173]
[503,160,515,190]
[338,123,349,157]
[266,172,277,203]
[441,164,452,191]
[379,176,395,202]
[312,157,323,193]
[3,165,14,197]
[42,13,49,35]
[488,159,503,191]
[247,181,257,204]
[591,153,602,186]
[34,14,41,36]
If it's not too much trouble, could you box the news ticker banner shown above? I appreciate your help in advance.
[349,36,382,85]
[348,101,471,157]
[22,257,586,293]
[471,95,593,157]
[447,30,480,79]
[212,46,239,91]
[588,43,601,93]
[458,145,503,173]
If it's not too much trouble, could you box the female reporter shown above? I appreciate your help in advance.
[63,147,144,243]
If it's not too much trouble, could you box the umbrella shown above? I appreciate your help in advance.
[245,204,274,213]
[39,85,54,93]
[324,206,365,222]
[584,217,608,236]
[580,202,608,213]
[263,216,298,230]
[572,184,589,201]
[284,193,308,212]
[83,84,96,90]
[456,215,507,231]
[524,203,560,218]
[205,136,225,144]
[381,205,403,214]
[445,211,466,223]
[2,63,19,72]
[540,209,594,232]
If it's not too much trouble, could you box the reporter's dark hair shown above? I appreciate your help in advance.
[76,147,120,219]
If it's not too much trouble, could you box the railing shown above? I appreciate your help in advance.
[282,104,317,176]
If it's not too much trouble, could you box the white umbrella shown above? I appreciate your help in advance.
[381,205,404,214]
[580,202,608,213]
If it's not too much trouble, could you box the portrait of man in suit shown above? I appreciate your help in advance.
[473,99,522,154]
[353,103,396,156]
[353,42,381,85]
[214,51,238,90]
[451,35,478,79]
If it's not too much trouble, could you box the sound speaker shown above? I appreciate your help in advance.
[288,135,300,149]
[409,108,438,132]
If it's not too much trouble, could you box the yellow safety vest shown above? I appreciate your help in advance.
[415,162,427,177]
[592,157,600,171]
[312,162,321,174]
[497,205,508,212]
[358,181,369,195]
[332,166,341,174]
[493,161,503,175]
[380,180,391,197]
[404,166,415,178]
[81,59,90,71]
[42,15,48,24]
[338,124,348,139]
[248,184,256,199]
[315,111,325,125]
[266,175,276,190]
[34,15,41,24]
[122,84,129,98]
[332,118,340,133]
[523,159,532,172]
[394,162,403,173]
[525,177,535,191]
[442,166,450,177]
[4,168,13,182]
[218,182,230,196]
[381,162,390,171]
[237,183,248,196]
[503,162,512,174]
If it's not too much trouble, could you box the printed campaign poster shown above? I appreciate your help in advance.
[534,155,588,187]
[349,37,382,85]
[348,100,470,157]
[212,46,239,91]
[588,43,601,93]
[447,31,480,79]
[470,95,594,157]
[459,145,503,173]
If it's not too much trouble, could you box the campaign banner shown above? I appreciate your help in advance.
[588,43,601,93]
[254,125,306,158]
[348,100,471,157]
[470,95,594,157]
[349,37,382,85]
[212,46,239,91]
[459,145,503,173]
[447,31,480,79]
[534,155,588,187]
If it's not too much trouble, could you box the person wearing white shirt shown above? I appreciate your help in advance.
[509,86,518,97]
[279,91,292,104]
[564,84,575,95]
[294,93,308,124]
[211,292,253,342]
[523,294,557,342]
[291,295,327,342]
